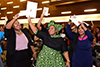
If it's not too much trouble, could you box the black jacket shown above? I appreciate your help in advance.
[4,27,34,56]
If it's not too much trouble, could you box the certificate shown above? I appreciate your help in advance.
[70,15,89,26]
[26,1,38,18]
[42,7,49,16]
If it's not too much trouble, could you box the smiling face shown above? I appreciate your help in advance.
[48,25,57,35]
[62,23,65,29]
[78,25,85,36]
[96,27,100,33]
[12,20,20,30]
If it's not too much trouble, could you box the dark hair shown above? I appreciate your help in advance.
[87,26,91,30]
[6,19,12,25]
[96,27,100,30]
[77,23,88,29]
[72,23,88,52]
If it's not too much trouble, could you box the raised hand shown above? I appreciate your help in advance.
[27,16,31,23]
[68,19,71,25]
[14,13,19,19]
[78,21,87,31]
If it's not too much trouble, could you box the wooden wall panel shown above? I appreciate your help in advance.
[0,0,100,23]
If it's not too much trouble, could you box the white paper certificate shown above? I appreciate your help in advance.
[26,1,38,18]
[70,15,89,26]
[43,7,49,16]
[19,11,27,16]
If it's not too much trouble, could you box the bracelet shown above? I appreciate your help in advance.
[33,52,37,54]
[67,60,70,62]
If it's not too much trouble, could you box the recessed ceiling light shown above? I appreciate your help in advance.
[7,11,13,14]
[7,1,13,4]
[1,17,5,19]
[42,1,50,4]
[48,13,50,15]
[13,6,20,8]
[20,10,26,12]
[37,8,42,10]
[61,11,71,14]
[20,0,26,2]
[0,4,1,5]
[84,9,97,12]
[1,7,7,10]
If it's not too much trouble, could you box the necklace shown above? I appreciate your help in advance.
[15,30,22,34]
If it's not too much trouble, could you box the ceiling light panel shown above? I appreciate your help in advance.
[37,8,42,10]
[1,17,5,19]
[61,11,71,14]
[7,1,13,4]
[1,7,7,10]
[20,0,26,2]
[84,9,97,12]
[20,10,26,12]
[7,11,13,14]
[13,6,20,8]
[42,1,50,4]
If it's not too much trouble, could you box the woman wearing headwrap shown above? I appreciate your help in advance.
[66,20,94,67]
[4,13,37,67]
[27,16,70,67]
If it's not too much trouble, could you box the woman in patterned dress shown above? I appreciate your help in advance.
[27,16,70,67]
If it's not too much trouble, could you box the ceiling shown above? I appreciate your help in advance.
[0,0,100,20]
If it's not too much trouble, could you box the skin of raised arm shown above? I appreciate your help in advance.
[6,13,19,29]
[37,13,44,31]
[27,16,37,33]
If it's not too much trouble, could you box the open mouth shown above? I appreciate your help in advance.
[17,25,20,28]
[49,31,52,34]
[79,31,83,34]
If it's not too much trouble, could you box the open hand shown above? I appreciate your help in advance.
[14,13,19,19]
[27,16,31,23]
[78,21,87,31]
[68,19,71,25]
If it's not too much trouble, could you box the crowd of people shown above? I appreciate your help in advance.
[0,13,100,67]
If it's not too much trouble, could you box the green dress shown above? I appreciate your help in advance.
[35,30,68,67]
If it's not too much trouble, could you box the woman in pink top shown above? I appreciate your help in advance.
[4,13,37,67]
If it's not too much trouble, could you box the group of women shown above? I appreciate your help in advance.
[4,12,94,67]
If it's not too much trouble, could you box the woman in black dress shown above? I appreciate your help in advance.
[27,16,70,67]
[4,13,37,67]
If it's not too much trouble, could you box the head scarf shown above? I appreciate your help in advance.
[48,20,62,34]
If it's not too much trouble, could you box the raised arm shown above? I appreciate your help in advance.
[66,20,76,40]
[28,16,47,40]
[27,16,37,33]
[37,13,44,31]
[6,13,19,29]
[78,22,94,41]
